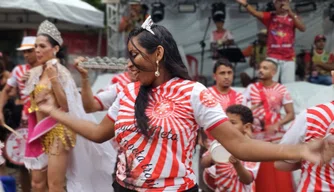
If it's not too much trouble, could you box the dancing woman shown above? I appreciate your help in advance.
[23,20,114,192]
[35,17,334,192]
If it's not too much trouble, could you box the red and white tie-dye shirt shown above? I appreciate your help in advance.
[107,78,228,191]
[280,101,334,192]
[215,161,260,192]
[100,72,132,93]
[110,72,131,87]
[206,86,246,141]
[95,72,132,110]
[202,150,259,192]
[94,83,126,110]
[244,82,293,132]
[208,86,246,111]
[7,64,31,116]
[7,64,30,104]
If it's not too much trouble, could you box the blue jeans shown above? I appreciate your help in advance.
[308,75,332,85]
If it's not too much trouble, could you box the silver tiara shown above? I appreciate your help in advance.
[37,20,63,46]
[141,16,155,35]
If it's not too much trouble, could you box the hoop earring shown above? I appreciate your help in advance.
[155,60,160,77]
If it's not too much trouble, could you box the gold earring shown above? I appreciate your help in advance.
[155,60,160,77]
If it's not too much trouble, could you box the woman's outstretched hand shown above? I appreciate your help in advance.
[301,136,334,165]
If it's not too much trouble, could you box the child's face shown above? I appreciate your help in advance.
[227,113,245,133]
[227,113,252,136]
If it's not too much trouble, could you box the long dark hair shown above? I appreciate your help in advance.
[127,25,190,136]
[0,59,6,75]
[39,34,66,63]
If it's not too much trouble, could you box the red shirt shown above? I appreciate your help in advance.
[262,12,296,61]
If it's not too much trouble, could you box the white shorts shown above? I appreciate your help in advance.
[267,57,296,84]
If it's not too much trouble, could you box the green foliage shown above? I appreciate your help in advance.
[83,0,105,11]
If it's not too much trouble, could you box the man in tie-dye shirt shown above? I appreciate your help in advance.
[244,59,294,134]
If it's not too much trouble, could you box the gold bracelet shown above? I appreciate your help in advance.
[82,77,90,81]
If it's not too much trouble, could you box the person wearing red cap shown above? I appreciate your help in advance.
[236,0,306,84]
[307,35,334,85]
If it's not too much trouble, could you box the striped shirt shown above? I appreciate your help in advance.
[7,64,30,104]
[202,151,259,192]
[207,86,246,111]
[215,161,259,192]
[95,72,132,110]
[244,82,293,132]
[206,86,246,141]
[280,101,334,192]
[110,72,131,88]
[94,83,123,110]
[108,78,228,191]
[100,72,131,93]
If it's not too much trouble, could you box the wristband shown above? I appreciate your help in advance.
[243,3,249,8]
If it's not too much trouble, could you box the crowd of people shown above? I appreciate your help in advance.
[211,0,333,87]
[0,0,333,192]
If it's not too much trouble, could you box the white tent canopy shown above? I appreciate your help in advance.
[0,0,104,27]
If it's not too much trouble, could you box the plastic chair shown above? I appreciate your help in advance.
[186,55,208,85]
[186,55,199,80]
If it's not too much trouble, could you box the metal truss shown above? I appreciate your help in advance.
[106,3,124,57]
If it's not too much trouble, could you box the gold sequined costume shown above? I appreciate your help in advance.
[29,84,76,155]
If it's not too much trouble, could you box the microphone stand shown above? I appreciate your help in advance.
[251,40,258,79]
[199,17,211,76]
[309,45,314,78]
